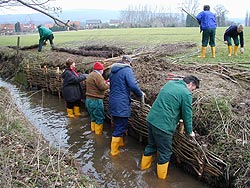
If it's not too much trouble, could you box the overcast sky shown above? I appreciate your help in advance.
[0,0,249,18]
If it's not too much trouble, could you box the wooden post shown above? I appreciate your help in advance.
[178,119,185,134]
[17,36,20,54]
[26,63,32,89]
[56,67,61,98]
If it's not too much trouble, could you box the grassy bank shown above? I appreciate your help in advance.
[0,87,94,188]
[0,27,250,65]
[0,27,249,187]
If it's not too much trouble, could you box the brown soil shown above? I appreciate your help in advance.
[0,43,249,188]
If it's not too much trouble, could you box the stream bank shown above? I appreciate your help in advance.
[0,44,249,187]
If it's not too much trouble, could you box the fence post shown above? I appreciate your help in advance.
[17,36,20,54]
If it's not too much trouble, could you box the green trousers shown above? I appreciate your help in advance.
[143,121,173,164]
[201,28,216,47]
[85,98,105,125]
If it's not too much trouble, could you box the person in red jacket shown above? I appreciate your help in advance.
[224,24,244,56]
[85,62,109,135]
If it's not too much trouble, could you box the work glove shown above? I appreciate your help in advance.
[81,73,88,79]
[105,79,110,84]
[141,91,146,105]
[189,131,195,137]
[240,48,244,54]
[224,41,228,45]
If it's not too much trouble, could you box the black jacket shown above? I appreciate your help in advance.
[61,69,87,102]
[224,25,244,47]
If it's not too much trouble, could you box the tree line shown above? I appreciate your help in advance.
[1,0,249,29]
[119,3,247,28]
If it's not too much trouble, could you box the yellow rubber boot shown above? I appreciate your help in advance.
[73,106,81,117]
[141,155,153,170]
[119,137,125,147]
[228,46,232,57]
[234,45,239,56]
[90,122,95,132]
[157,162,169,179]
[110,137,121,156]
[67,108,75,118]
[198,46,206,58]
[95,124,103,135]
[211,46,216,58]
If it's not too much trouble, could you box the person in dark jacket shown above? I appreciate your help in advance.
[85,62,109,135]
[37,25,55,52]
[109,55,144,156]
[61,58,87,118]
[140,75,200,180]
[224,24,244,56]
[196,5,217,58]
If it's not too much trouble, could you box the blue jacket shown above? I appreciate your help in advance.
[224,25,244,47]
[196,10,216,31]
[61,69,87,102]
[109,62,143,117]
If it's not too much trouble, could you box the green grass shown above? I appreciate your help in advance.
[0,27,249,65]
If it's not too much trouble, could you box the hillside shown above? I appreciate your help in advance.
[0,9,120,24]
[0,9,244,25]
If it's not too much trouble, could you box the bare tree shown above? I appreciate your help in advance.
[248,10,250,26]
[181,0,199,27]
[245,11,249,26]
[182,0,199,15]
[0,0,76,30]
[214,4,228,27]
[120,4,181,28]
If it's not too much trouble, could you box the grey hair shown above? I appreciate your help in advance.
[238,24,244,30]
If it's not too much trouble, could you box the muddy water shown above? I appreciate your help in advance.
[0,79,211,188]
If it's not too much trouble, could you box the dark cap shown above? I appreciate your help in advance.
[122,55,133,63]
[203,5,210,11]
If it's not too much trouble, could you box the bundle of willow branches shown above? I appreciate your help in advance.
[103,92,230,187]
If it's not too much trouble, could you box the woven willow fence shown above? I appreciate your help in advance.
[25,65,230,186]
[25,65,62,97]
[103,92,230,186]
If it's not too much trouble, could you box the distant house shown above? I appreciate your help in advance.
[109,19,121,27]
[0,23,15,34]
[20,23,36,32]
[85,19,102,29]
[44,23,54,29]
[67,21,81,30]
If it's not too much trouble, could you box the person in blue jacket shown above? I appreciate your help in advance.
[37,25,55,52]
[196,5,217,58]
[224,24,244,56]
[109,55,144,156]
[61,58,87,118]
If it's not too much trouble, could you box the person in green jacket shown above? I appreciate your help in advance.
[140,75,200,180]
[37,25,55,52]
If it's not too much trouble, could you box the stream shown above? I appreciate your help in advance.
[0,78,211,188]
